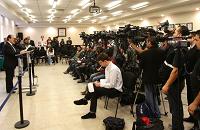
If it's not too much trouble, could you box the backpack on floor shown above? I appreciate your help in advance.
[132,103,164,130]
[103,116,125,130]
[132,119,164,130]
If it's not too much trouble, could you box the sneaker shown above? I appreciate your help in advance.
[81,91,87,95]
[77,80,85,83]
[74,99,88,105]
[73,77,79,80]
[63,71,69,74]
[81,112,96,119]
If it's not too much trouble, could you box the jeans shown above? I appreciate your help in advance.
[47,55,54,64]
[89,72,105,82]
[144,84,160,118]
[167,80,185,130]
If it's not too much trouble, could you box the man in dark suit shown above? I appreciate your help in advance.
[3,35,24,93]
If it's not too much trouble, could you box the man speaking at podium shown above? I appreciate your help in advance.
[3,35,25,93]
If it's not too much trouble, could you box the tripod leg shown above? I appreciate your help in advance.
[160,91,168,116]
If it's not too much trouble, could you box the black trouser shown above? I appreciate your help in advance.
[54,52,58,63]
[76,64,86,81]
[84,87,121,113]
[167,80,184,130]
[186,74,194,105]
[5,66,15,93]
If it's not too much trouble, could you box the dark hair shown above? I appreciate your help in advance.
[179,26,190,36]
[97,53,110,62]
[147,37,158,48]
[7,35,12,41]
[49,47,53,52]
[196,30,200,37]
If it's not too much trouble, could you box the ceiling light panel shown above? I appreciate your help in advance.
[65,15,72,19]
[18,0,26,5]
[108,4,122,10]
[130,2,149,10]
[105,0,122,8]
[111,10,123,16]
[79,0,90,6]
[71,9,80,14]
[99,16,108,19]
[48,9,57,14]
[52,0,57,8]
[12,0,23,8]
[83,15,91,19]
[82,2,92,9]
[47,14,55,18]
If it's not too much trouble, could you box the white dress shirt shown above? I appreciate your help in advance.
[100,62,123,92]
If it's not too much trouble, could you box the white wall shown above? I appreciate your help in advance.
[0,15,16,42]
[17,25,102,46]
[103,11,200,31]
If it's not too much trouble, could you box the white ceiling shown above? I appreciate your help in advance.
[1,0,200,26]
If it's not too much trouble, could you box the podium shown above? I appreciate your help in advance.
[14,51,32,129]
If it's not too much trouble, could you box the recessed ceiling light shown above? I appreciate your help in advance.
[48,9,57,14]
[48,14,55,18]
[161,14,165,17]
[196,8,200,11]
[28,15,36,18]
[21,8,32,13]
[130,2,149,10]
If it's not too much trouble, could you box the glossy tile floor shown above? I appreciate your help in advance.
[0,63,194,130]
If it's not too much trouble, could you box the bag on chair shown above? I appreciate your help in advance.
[103,116,125,130]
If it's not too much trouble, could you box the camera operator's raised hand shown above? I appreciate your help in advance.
[129,40,146,53]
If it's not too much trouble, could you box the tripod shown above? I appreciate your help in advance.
[130,71,168,117]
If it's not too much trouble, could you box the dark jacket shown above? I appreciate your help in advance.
[3,42,20,68]
[139,48,165,84]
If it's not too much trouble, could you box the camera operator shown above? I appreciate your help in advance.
[189,58,200,130]
[130,36,165,118]
[162,26,190,130]
[184,31,200,125]
[188,30,200,130]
